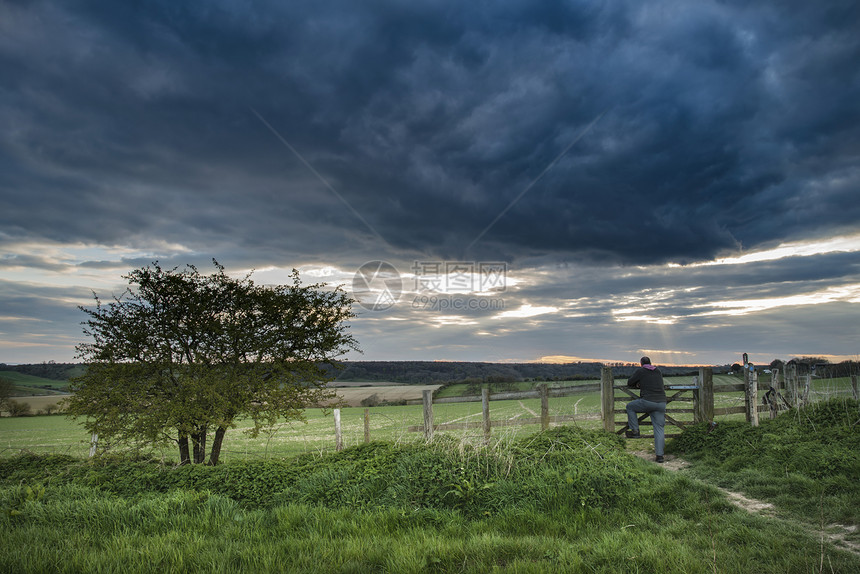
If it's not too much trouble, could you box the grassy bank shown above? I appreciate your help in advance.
[3,425,859,573]
[2,486,849,573]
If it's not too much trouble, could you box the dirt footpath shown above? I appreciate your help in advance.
[629,449,860,557]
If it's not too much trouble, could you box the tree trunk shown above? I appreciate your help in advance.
[208,426,228,466]
[178,432,191,465]
[191,425,208,464]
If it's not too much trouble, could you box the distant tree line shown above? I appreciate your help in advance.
[5,358,855,388]
[772,357,857,377]
[725,357,858,377]
[325,360,705,384]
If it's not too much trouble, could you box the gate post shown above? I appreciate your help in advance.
[698,367,714,423]
[601,366,615,432]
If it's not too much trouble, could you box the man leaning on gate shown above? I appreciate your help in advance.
[625,356,667,463]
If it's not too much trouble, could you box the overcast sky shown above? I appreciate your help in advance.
[1,0,859,367]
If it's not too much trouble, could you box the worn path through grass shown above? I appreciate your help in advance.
[627,448,860,558]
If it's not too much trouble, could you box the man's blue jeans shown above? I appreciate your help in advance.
[626,399,667,456]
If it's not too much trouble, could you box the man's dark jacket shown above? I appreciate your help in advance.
[627,365,667,403]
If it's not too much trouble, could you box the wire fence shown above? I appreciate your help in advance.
[1,373,856,462]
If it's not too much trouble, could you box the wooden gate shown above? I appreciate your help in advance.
[601,366,715,438]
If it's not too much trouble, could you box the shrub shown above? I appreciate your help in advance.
[39,404,58,416]
[6,400,32,417]
[360,393,380,407]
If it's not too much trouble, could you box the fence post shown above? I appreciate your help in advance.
[747,369,759,427]
[770,369,781,419]
[89,433,98,458]
[852,375,858,400]
[422,389,434,441]
[601,366,614,432]
[334,409,343,451]
[482,387,491,442]
[364,408,370,443]
[698,367,714,423]
[801,374,811,407]
[539,383,550,430]
[787,363,798,403]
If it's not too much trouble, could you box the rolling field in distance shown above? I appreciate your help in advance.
[0,392,602,461]
[0,371,69,395]
[0,377,611,461]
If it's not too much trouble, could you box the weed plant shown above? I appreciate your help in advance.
[3,425,860,572]
[667,398,860,526]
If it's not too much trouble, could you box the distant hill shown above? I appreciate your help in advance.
[1,360,720,387]
[325,360,709,384]
[0,362,83,381]
[0,371,71,395]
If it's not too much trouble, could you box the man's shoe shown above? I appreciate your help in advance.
[625,430,640,438]
[655,455,665,463]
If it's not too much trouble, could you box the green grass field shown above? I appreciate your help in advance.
[0,378,607,461]
[0,394,604,461]
[0,371,70,395]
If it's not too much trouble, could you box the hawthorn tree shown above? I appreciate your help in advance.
[66,261,357,464]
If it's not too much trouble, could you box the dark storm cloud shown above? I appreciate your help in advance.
[0,253,68,272]
[1,0,859,266]
[0,279,91,348]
